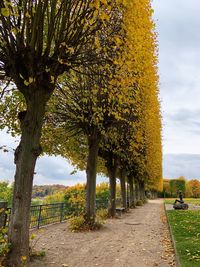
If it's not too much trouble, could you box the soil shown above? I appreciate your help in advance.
[30,199,176,267]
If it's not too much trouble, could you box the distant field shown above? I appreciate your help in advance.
[167,210,200,267]
[164,198,200,205]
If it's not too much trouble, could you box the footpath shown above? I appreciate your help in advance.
[30,199,176,267]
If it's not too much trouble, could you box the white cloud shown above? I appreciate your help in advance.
[153,0,200,154]
[163,154,200,179]
[0,130,108,185]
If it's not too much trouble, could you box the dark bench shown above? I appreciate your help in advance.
[116,207,126,216]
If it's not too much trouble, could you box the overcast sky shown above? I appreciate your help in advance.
[1,0,200,184]
[153,0,200,156]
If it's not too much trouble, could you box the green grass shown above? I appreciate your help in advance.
[167,210,200,267]
[165,198,200,205]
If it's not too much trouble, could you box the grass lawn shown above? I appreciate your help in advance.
[167,210,200,267]
[164,198,200,205]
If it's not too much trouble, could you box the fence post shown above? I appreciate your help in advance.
[60,203,64,222]
[37,205,42,229]
[0,201,8,228]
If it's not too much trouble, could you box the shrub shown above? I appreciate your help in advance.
[29,232,46,261]
[142,198,148,204]
[96,208,108,220]
[68,215,102,232]
[0,227,10,264]
[43,192,65,204]
[136,200,143,206]
[0,181,13,207]
[96,183,109,202]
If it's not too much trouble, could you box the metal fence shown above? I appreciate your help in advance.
[5,199,109,229]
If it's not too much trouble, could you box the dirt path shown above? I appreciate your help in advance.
[30,199,175,267]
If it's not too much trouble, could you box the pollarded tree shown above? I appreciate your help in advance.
[41,1,131,223]
[0,0,109,264]
[47,65,126,222]
[45,0,161,220]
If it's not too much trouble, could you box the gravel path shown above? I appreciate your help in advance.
[30,199,176,267]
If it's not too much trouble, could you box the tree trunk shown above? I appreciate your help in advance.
[85,132,100,223]
[126,182,130,208]
[135,180,139,202]
[6,90,50,266]
[108,172,116,217]
[120,169,127,210]
[141,181,145,201]
[107,156,118,217]
[138,181,143,201]
[128,176,135,208]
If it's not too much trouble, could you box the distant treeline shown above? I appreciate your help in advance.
[32,184,68,198]
[163,176,200,198]
[0,181,114,207]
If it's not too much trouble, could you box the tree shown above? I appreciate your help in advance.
[169,177,186,197]
[40,0,161,220]
[0,0,106,264]
[187,179,200,198]
[43,0,131,222]
[163,179,171,197]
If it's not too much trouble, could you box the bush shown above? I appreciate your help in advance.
[136,200,143,206]
[96,183,109,202]
[0,227,10,264]
[29,232,46,261]
[0,181,13,207]
[68,215,102,232]
[142,198,148,204]
[96,208,108,220]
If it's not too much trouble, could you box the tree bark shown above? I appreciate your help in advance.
[138,181,143,201]
[135,180,139,202]
[120,169,127,210]
[107,155,118,217]
[128,176,135,208]
[6,90,50,266]
[140,181,145,201]
[85,131,100,223]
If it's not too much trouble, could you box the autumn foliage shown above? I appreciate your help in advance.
[0,0,162,264]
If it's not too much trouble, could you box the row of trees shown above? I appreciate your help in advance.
[163,177,200,198]
[0,0,162,265]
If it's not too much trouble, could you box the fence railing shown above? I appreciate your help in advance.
[5,199,109,229]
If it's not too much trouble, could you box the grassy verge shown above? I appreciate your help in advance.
[165,198,200,205]
[167,210,200,267]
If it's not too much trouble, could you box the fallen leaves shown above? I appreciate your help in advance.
[160,205,176,267]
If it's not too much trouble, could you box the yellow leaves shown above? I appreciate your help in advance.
[21,255,27,265]
[41,0,161,185]
[50,76,55,84]
[1,0,12,17]
[100,0,108,5]
[30,233,36,240]
[19,74,35,86]
[94,37,101,49]
[68,47,75,54]
[93,9,99,18]
[11,27,20,35]
[99,11,109,21]
[24,77,35,86]
[1,7,10,17]
[25,11,31,18]
[114,36,123,46]
[59,42,75,54]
